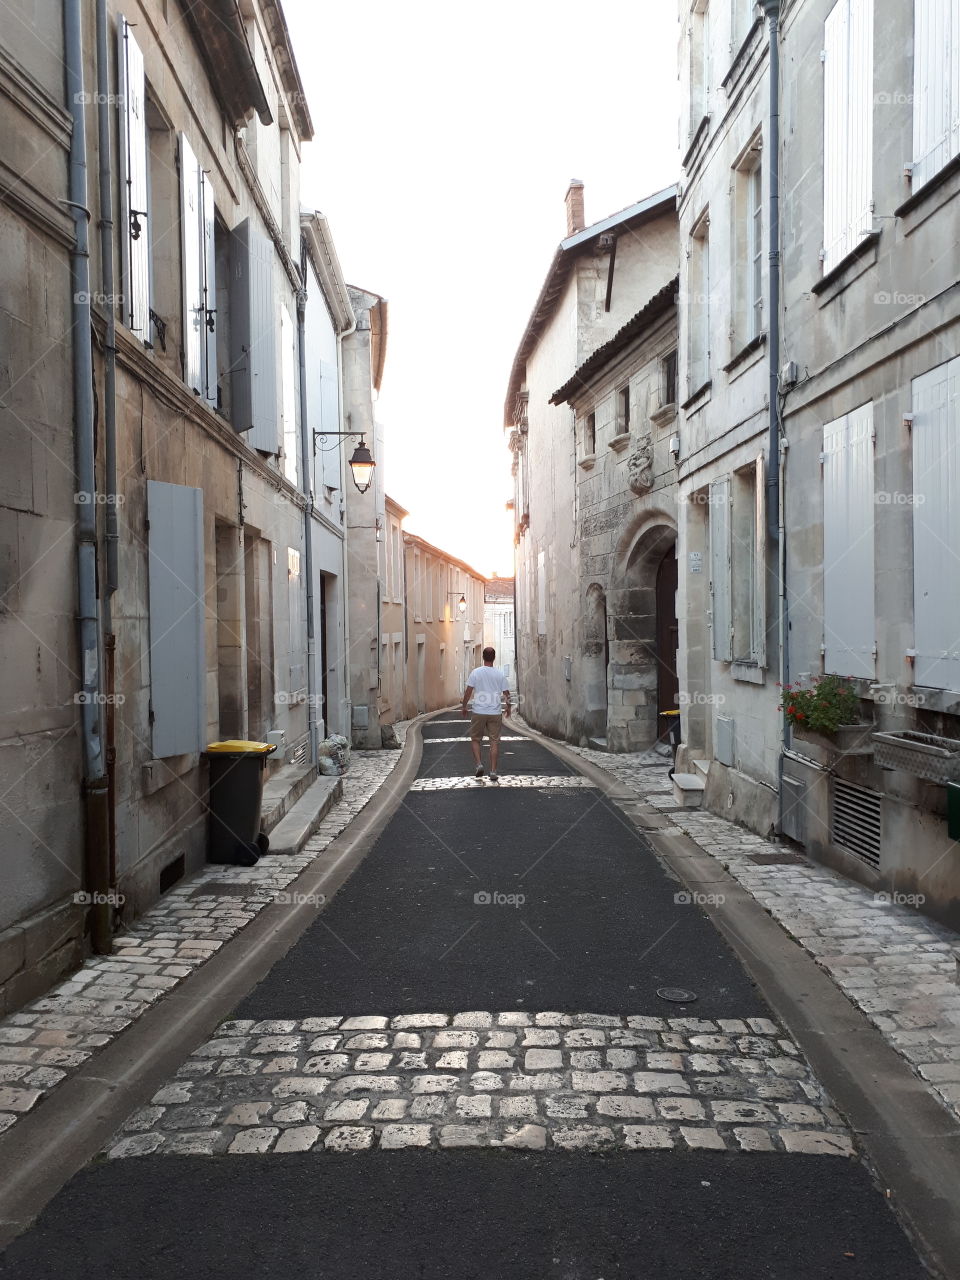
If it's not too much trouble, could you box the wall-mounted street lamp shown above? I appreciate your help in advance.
[312,429,376,494]
[447,592,467,615]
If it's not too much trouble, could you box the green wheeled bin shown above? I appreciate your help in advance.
[205,740,278,866]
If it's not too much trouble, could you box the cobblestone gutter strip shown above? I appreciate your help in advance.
[0,731,413,1138]
[104,1011,853,1158]
[564,739,960,1126]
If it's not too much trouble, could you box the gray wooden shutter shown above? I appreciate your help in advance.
[200,171,218,406]
[230,218,278,452]
[118,17,150,339]
[710,477,733,661]
[822,402,875,677]
[753,454,767,667]
[912,358,960,692]
[147,480,205,757]
[179,133,203,395]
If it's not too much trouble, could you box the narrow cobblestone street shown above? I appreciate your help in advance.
[0,719,932,1278]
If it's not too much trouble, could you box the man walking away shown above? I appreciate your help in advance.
[461,647,512,781]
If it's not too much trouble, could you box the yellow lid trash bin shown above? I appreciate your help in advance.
[204,740,278,865]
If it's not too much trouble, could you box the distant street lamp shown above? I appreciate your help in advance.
[312,429,376,494]
[448,592,467,615]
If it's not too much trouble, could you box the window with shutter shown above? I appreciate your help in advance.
[280,304,298,486]
[147,481,205,758]
[179,135,203,395]
[912,0,960,190]
[710,477,733,662]
[822,0,874,274]
[118,17,150,340]
[822,402,875,677]
[912,358,960,692]
[229,219,279,452]
[200,172,217,406]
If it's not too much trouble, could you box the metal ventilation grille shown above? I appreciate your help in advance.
[831,779,882,867]
[290,740,308,769]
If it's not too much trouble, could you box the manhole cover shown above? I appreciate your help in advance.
[657,987,698,1004]
[748,852,807,866]
[190,882,257,898]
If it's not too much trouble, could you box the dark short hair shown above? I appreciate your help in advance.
[482,647,496,662]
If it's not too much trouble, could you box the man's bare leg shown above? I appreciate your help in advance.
[490,736,500,774]
[471,738,483,769]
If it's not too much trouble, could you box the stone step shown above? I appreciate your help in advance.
[261,760,317,834]
[266,775,344,855]
[671,772,705,809]
[693,758,711,779]
[588,736,608,752]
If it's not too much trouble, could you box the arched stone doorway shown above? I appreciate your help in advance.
[608,521,678,753]
[582,583,609,743]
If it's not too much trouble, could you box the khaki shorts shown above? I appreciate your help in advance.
[470,714,503,745]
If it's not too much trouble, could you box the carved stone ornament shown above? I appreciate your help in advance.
[626,437,654,495]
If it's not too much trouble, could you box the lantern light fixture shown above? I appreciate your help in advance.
[312,429,376,494]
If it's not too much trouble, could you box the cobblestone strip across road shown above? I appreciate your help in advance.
[104,1011,854,1158]
[409,776,597,791]
[565,739,960,1124]
[0,735,412,1137]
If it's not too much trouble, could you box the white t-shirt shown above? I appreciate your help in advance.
[466,666,509,715]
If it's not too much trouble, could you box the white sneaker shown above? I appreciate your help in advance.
[488,772,500,782]
[475,765,484,778]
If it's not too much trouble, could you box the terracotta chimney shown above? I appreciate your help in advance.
[565,179,585,236]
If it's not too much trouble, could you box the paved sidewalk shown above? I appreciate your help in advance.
[0,730,412,1137]
[567,737,960,1125]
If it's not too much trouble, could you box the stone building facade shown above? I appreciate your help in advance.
[672,0,960,928]
[506,183,680,749]
[483,577,517,693]
[0,0,381,1009]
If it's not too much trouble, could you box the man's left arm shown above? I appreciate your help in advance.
[461,685,474,718]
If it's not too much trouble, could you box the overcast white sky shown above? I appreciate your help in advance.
[284,0,681,577]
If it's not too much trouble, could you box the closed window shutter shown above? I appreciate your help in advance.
[823,402,875,677]
[229,218,279,452]
[280,304,298,486]
[200,172,217,406]
[147,481,205,758]
[179,134,203,396]
[118,17,150,339]
[710,477,733,662]
[912,0,960,189]
[912,358,960,692]
[822,0,873,273]
[753,454,767,668]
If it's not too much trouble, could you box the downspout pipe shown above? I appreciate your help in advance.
[762,0,791,836]
[296,262,319,766]
[335,311,357,741]
[95,0,118,933]
[65,0,111,953]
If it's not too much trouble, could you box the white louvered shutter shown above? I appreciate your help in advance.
[118,17,150,340]
[200,172,218,407]
[912,358,960,692]
[710,477,733,662]
[229,219,279,452]
[912,0,960,190]
[822,0,873,274]
[179,134,203,396]
[822,403,875,677]
[753,454,767,668]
